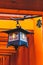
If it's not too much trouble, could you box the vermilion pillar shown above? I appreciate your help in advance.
[33,17,43,65]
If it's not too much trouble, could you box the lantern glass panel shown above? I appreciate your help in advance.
[20,32,28,42]
[9,32,19,42]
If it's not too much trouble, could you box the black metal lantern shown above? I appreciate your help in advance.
[2,18,33,50]
[4,26,33,50]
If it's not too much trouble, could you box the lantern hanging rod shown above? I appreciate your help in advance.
[0,14,41,20]
[10,15,41,21]
[0,13,41,17]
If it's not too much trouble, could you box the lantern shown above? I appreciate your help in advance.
[4,26,32,49]
[2,19,33,50]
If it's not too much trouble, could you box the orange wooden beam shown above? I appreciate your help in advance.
[0,8,43,15]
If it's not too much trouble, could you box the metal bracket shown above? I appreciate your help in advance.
[36,19,42,28]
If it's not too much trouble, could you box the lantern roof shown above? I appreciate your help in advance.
[3,27,33,34]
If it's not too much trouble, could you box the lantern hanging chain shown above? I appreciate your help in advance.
[16,20,21,28]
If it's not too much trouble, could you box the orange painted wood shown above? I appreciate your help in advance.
[33,18,43,65]
[16,31,34,65]
[0,56,3,65]
[3,56,10,65]
[0,8,43,15]
[42,16,43,43]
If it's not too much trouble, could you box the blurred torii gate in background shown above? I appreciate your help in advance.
[0,8,43,65]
